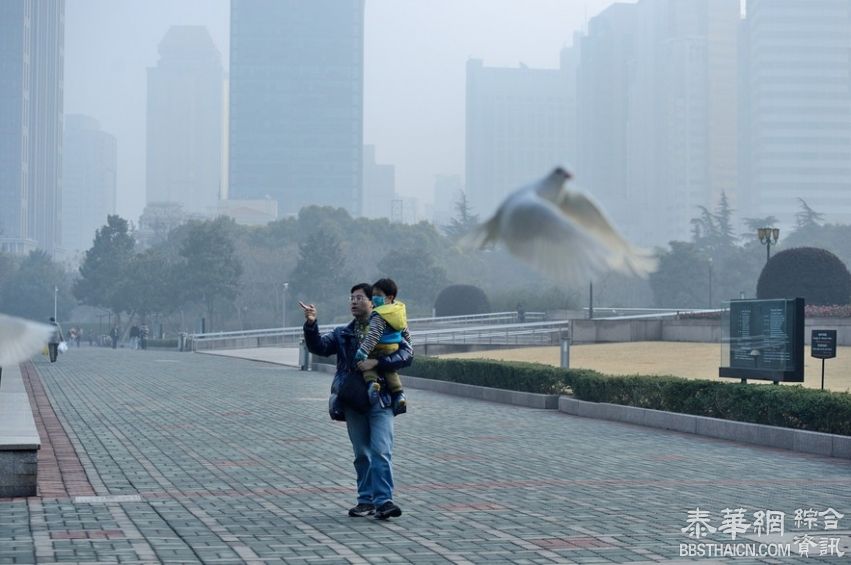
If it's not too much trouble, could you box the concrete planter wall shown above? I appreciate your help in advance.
[571,317,851,345]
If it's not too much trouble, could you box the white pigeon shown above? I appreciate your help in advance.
[462,167,657,287]
[0,313,55,367]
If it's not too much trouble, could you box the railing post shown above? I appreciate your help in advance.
[299,339,312,371]
[560,328,571,369]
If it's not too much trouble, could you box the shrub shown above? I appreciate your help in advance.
[407,357,851,435]
[434,284,491,316]
[757,247,851,306]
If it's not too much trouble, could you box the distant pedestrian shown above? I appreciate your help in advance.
[140,324,149,350]
[110,326,119,349]
[130,325,140,349]
[48,317,64,363]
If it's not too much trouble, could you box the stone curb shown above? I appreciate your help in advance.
[559,396,851,460]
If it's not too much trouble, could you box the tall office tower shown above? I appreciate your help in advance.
[578,0,739,246]
[0,0,64,255]
[229,0,364,217]
[62,115,116,253]
[362,145,395,220]
[576,3,636,241]
[146,26,223,216]
[743,0,851,226]
[466,56,575,218]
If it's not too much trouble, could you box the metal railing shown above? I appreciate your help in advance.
[190,314,560,351]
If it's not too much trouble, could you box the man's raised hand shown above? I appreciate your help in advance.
[298,301,317,323]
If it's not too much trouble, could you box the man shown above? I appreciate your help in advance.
[47,317,64,363]
[301,283,413,520]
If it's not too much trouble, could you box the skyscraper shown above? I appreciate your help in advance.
[743,0,851,226]
[228,0,364,217]
[0,0,64,255]
[577,0,739,246]
[146,26,223,216]
[62,115,116,253]
[466,57,575,218]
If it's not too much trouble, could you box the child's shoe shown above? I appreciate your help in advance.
[392,391,407,415]
[367,382,382,406]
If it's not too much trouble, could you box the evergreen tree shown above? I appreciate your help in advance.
[443,191,480,240]
[74,215,135,317]
[178,217,243,329]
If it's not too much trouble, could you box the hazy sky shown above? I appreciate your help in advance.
[65,0,627,222]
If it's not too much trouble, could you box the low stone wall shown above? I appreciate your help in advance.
[571,317,851,345]
[0,365,40,497]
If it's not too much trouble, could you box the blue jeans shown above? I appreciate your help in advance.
[344,402,394,506]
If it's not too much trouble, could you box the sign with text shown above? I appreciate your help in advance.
[720,298,805,382]
[811,330,837,359]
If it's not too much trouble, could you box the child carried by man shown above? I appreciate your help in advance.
[354,278,410,415]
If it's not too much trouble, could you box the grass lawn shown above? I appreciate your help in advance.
[439,341,851,393]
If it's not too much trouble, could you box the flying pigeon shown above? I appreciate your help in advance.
[462,168,657,287]
[0,314,55,367]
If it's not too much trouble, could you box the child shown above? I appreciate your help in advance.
[354,278,410,414]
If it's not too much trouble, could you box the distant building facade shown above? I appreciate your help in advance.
[742,0,851,226]
[432,174,464,227]
[361,145,395,220]
[466,57,575,218]
[62,115,117,253]
[146,26,223,216]
[228,0,364,217]
[0,0,65,255]
[577,0,739,246]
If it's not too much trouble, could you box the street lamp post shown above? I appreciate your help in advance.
[282,282,289,329]
[708,257,713,308]
[758,227,780,263]
[54,286,58,320]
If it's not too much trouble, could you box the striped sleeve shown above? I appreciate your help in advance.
[358,313,388,356]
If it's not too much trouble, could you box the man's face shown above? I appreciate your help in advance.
[350,289,372,318]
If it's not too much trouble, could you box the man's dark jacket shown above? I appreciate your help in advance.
[303,319,413,420]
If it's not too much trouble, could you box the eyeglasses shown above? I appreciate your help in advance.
[348,295,369,303]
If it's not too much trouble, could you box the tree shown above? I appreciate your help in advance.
[74,215,136,317]
[0,251,74,321]
[795,198,824,232]
[122,248,183,322]
[443,191,480,240]
[288,230,352,321]
[178,217,243,329]
[649,242,709,308]
[741,216,779,241]
[757,247,851,306]
[434,284,491,316]
[714,192,736,249]
[376,248,449,313]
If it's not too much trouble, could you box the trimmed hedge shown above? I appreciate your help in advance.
[145,339,179,349]
[407,357,851,436]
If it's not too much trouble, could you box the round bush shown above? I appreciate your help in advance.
[757,247,851,306]
[434,284,491,316]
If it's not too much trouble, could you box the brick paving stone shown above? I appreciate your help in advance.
[2,349,849,563]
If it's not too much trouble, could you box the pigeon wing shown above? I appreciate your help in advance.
[555,189,658,277]
[0,314,54,367]
[499,193,612,287]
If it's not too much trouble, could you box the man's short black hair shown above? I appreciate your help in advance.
[372,278,398,299]
[350,283,373,299]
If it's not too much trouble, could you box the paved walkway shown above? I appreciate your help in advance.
[1,348,849,564]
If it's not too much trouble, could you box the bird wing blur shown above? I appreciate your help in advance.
[0,314,55,367]
[462,168,657,285]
